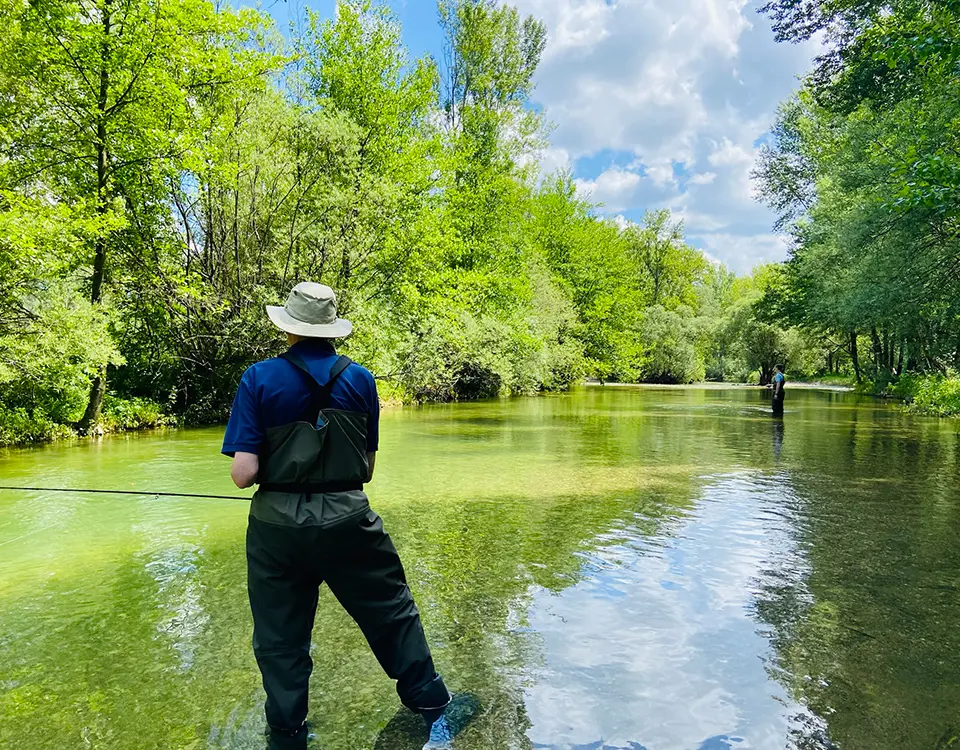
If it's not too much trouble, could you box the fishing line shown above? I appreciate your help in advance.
[0,486,250,501]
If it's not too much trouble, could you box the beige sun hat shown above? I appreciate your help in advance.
[266,282,353,338]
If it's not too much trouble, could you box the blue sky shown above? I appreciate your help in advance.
[272,1,819,274]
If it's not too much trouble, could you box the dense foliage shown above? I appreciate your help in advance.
[757,0,960,413]
[0,0,826,445]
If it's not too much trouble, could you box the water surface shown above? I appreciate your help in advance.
[1,386,958,749]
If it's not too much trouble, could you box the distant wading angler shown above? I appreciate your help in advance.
[771,364,785,416]
[223,283,460,750]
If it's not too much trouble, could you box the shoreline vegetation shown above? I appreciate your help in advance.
[6,377,956,451]
[3,1,960,448]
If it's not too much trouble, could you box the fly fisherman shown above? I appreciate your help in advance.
[771,364,786,416]
[222,283,459,750]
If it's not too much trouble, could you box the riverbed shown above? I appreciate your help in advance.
[1,386,958,749]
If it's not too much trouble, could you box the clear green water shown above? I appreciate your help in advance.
[1,386,959,750]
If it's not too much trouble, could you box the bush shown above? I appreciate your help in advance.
[0,396,171,446]
[893,373,960,417]
[0,284,122,443]
[0,405,75,446]
[101,395,173,432]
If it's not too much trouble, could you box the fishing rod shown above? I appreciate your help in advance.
[0,486,250,501]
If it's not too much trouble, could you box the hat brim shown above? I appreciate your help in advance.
[266,306,353,338]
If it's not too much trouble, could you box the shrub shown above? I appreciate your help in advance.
[895,374,960,417]
[101,395,173,432]
[0,405,75,446]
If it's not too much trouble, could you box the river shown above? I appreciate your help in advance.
[1,386,958,749]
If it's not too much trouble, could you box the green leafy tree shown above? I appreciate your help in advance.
[625,210,709,310]
[639,305,705,384]
[1,0,270,428]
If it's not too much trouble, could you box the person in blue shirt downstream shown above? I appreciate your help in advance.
[222,282,459,750]
[771,364,786,416]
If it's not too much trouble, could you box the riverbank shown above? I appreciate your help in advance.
[858,373,960,417]
[788,374,856,389]
[0,396,174,448]
[6,374,957,448]
[589,374,960,416]
[587,379,855,392]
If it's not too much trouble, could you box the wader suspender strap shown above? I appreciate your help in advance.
[260,352,361,495]
[279,351,353,424]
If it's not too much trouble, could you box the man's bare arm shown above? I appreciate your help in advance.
[231,452,259,489]
[367,452,376,483]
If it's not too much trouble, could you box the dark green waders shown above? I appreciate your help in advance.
[246,352,449,740]
[772,390,785,416]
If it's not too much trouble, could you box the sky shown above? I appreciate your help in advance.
[276,1,821,274]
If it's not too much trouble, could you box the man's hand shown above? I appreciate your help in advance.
[231,452,259,489]
[366,452,377,483]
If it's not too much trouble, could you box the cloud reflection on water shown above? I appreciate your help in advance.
[522,475,825,750]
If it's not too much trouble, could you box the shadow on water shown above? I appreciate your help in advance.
[1,386,959,749]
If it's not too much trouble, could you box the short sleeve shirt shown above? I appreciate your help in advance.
[222,339,379,457]
[773,373,785,385]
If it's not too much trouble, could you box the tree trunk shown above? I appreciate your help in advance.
[759,363,773,386]
[896,339,905,376]
[78,0,112,435]
[850,330,862,382]
[90,3,110,306]
[870,327,883,375]
[79,374,107,434]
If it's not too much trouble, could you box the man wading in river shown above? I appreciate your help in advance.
[771,364,786,416]
[223,282,464,750]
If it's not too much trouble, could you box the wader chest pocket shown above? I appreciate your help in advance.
[319,410,369,484]
[258,352,369,489]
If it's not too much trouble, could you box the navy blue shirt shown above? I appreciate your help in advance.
[222,339,379,457]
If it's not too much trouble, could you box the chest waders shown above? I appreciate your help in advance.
[257,352,369,513]
[772,377,785,416]
[244,350,450,747]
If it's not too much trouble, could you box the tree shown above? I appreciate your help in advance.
[624,210,708,309]
[531,174,638,382]
[1,0,270,429]
[303,0,439,305]
[639,305,705,384]
[756,0,960,382]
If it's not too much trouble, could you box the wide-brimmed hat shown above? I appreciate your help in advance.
[266,282,353,338]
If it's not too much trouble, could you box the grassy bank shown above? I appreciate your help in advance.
[858,373,960,417]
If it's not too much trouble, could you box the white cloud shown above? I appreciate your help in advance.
[510,0,820,272]
[688,172,717,185]
[670,205,729,233]
[645,160,677,189]
[708,137,756,168]
[531,0,611,57]
[574,167,643,212]
[690,232,791,271]
[613,214,632,230]
[532,145,572,176]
